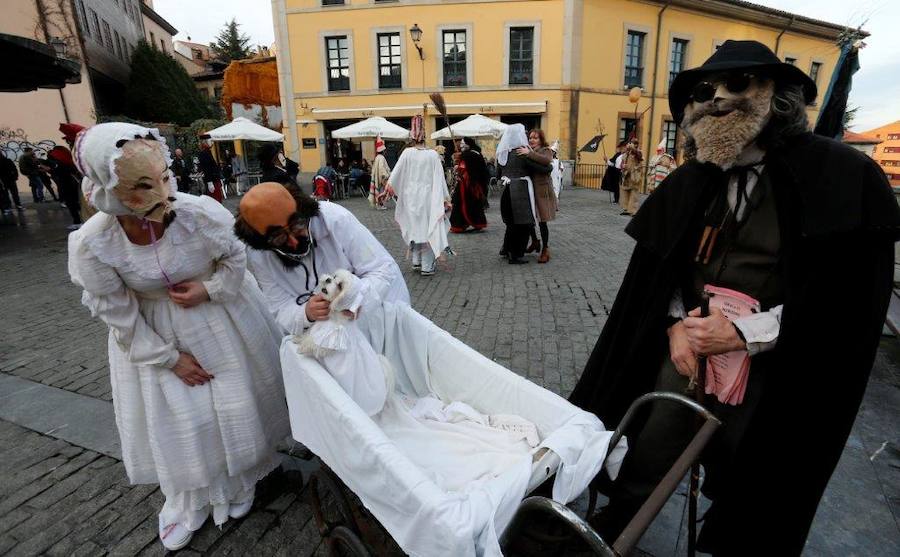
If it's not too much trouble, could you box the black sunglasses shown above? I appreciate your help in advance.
[690,73,756,103]
[266,213,310,248]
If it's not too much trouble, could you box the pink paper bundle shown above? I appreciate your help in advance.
[703,285,760,405]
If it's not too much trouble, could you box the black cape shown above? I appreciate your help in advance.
[570,132,899,554]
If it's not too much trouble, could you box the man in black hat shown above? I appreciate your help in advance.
[570,40,899,554]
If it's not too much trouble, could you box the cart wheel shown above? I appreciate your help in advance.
[309,468,356,536]
[327,525,371,557]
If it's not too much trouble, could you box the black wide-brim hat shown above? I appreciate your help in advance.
[669,40,817,125]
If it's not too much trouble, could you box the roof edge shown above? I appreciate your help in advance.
[663,0,864,42]
[141,3,179,36]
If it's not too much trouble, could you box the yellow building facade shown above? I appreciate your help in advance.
[271,0,845,173]
[863,120,900,187]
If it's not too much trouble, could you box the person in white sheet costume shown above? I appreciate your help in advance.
[385,114,451,276]
[67,123,290,551]
[233,183,409,337]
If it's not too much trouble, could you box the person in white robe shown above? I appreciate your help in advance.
[233,182,409,336]
[67,123,290,551]
[385,115,450,277]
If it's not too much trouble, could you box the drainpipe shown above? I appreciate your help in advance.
[775,16,795,56]
[644,0,670,191]
[35,0,72,122]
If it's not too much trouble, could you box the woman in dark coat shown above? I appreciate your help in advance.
[449,147,489,233]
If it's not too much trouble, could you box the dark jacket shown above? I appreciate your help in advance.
[569,132,899,555]
[601,152,622,193]
[197,150,221,182]
[0,156,19,187]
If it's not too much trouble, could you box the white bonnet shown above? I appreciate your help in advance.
[496,124,529,167]
[73,122,176,215]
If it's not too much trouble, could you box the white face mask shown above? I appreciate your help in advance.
[112,139,174,222]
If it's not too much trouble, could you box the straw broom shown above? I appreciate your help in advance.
[429,92,457,152]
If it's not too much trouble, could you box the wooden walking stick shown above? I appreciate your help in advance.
[687,294,710,557]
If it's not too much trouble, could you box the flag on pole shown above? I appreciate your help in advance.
[814,38,861,140]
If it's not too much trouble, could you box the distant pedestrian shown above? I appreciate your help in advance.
[197,141,223,202]
[385,115,450,276]
[617,137,643,216]
[0,153,23,213]
[230,151,248,195]
[369,136,391,208]
[259,143,301,191]
[646,139,677,193]
[19,147,46,203]
[171,148,191,193]
[524,129,556,263]
[449,141,488,233]
[46,146,83,229]
[601,141,626,204]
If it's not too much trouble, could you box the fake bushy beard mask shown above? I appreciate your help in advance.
[112,139,175,223]
[681,76,775,170]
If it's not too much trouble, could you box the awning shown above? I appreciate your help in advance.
[203,117,284,141]
[331,116,410,140]
[0,33,81,92]
[431,114,508,139]
[307,101,547,120]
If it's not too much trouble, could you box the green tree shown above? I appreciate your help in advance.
[843,104,860,131]
[124,41,212,126]
[210,19,251,62]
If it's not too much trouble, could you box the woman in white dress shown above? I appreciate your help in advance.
[67,123,290,550]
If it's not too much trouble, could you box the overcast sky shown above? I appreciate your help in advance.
[152,0,898,132]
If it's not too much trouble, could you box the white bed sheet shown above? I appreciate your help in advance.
[281,302,626,557]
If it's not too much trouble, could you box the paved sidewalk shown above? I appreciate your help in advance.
[0,190,897,555]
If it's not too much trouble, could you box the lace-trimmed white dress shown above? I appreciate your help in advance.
[68,193,290,529]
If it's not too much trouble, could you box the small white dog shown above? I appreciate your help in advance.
[296,269,394,415]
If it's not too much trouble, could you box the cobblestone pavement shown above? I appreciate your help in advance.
[0,190,897,555]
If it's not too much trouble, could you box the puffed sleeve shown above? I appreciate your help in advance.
[191,195,248,303]
[68,228,180,369]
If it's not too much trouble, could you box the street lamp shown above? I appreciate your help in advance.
[409,24,424,60]
[49,36,68,58]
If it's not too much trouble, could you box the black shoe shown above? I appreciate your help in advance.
[508,258,528,265]
[619,211,629,215]
[499,250,508,258]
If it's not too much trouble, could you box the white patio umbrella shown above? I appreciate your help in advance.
[331,116,410,140]
[430,113,508,140]
[204,117,284,142]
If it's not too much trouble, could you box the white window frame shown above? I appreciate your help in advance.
[503,21,541,87]
[666,32,692,90]
[370,26,407,91]
[320,30,356,93]
[436,23,473,89]
[622,23,652,90]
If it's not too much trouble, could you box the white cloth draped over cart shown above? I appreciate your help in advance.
[281,302,627,557]
[68,193,290,528]
[388,146,450,258]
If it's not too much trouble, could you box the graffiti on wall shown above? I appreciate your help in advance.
[0,128,57,161]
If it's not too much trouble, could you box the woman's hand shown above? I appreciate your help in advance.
[683,307,746,356]
[515,146,530,155]
[171,353,214,386]
[668,321,698,378]
[305,294,331,321]
[169,281,210,308]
